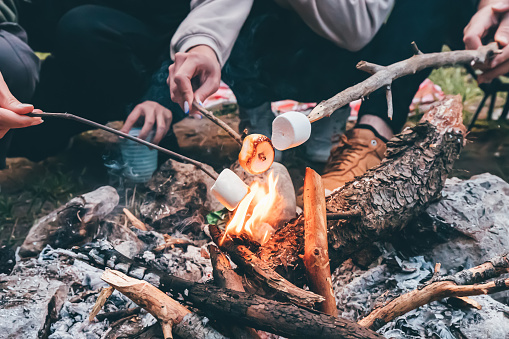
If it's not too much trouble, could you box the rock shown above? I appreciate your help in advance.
[396,173,509,272]
[140,159,222,235]
[231,161,297,227]
[19,186,119,258]
[0,254,74,339]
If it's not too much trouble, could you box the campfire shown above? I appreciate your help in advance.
[223,172,279,245]
[2,45,509,339]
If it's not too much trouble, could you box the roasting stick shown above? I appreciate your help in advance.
[192,101,243,145]
[27,111,220,180]
[271,43,500,151]
[27,111,253,210]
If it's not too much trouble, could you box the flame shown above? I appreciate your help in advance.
[224,173,279,245]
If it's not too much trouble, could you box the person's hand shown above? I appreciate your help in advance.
[464,1,509,82]
[0,72,42,138]
[120,100,173,145]
[167,45,221,116]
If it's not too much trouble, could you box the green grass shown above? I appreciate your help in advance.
[428,67,483,103]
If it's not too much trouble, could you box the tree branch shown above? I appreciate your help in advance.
[358,254,509,330]
[307,43,499,122]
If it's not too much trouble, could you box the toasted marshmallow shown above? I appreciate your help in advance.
[271,111,312,150]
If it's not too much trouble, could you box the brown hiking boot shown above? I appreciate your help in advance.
[321,128,386,196]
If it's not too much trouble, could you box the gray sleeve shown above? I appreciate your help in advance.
[170,0,254,67]
[281,0,395,51]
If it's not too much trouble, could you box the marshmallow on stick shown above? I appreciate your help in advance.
[211,169,250,211]
[271,111,312,151]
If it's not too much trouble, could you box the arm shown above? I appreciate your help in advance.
[168,0,254,114]
[280,0,395,52]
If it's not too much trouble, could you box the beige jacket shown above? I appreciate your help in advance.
[171,0,395,66]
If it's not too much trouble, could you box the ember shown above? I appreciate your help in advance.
[224,172,279,245]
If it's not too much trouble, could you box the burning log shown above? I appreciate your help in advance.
[209,224,325,308]
[260,95,467,273]
[102,269,227,339]
[209,245,261,339]
[73,242,382,338]
[303,168,338,316]
[358,254,509,330]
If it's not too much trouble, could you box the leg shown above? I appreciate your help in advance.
[0,23,40,169]
[13,5,169,160]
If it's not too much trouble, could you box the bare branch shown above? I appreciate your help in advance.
[308,43,499,122]
[411,41,423,55]
[386,85,393,120]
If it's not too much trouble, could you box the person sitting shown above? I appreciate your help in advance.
[166,0,507,195]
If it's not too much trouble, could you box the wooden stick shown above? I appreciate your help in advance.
[359,254,509,330]
[209,224,325,308]
[75,243,382,339]
[95,307,141,322]
[89,286,114,322]
[123,208,148,231]
[307,43,499,122]
[303,168,338,316]
[209,245,261,339]
[101,269,226,339]
[193,101,243,145]
[27,111,220,180]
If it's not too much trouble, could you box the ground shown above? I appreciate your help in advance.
[0,66,508,249]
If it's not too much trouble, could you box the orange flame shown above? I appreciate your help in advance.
[224,173,279,245]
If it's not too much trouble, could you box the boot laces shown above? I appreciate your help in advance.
[324,134,368,173]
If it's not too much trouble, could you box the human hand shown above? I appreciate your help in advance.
[464,1,509,82]
[120,100,173,145]
[0,72,42,138]
[167,45,221,116]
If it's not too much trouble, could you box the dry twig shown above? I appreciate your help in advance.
[307,43,499,122]
[123,208,148,231]
[358,254,509,330]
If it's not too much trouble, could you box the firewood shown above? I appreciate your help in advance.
[303,168,338,316]
[123,208,148,231]
[209,245,261,339]
[95,307,141,322]
[307,43,499,122]
[89,286,114,321]
[101,269,226,339]
[75,242,382,339]
[259,95,468,274]
[358,254,509,330]
[208,224,325,308]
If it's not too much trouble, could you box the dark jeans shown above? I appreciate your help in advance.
[0,23,40,168]
[223,0,479,133]
[8,4,187,161]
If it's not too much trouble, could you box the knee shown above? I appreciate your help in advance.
[0,34,40,101]
[56,5,111,57]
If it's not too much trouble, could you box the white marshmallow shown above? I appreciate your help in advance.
[211,169,249,211]
[271,111,312,150]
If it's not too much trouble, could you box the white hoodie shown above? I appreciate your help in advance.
[171,0,395,66]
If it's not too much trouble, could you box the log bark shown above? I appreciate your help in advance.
[74,241,381,339]
[358,254,509,330]
[260,96,467,273]
[303,168,338,316]
[209,224,325,308]
[209,245,260,339]
[102,269,226,339]
[307,43,498,122]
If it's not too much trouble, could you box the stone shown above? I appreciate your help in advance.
[140,159,222,235]
[19,186,119,258]
[396,173,509,272]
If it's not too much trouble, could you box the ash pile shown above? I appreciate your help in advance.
[1,155,509,338]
